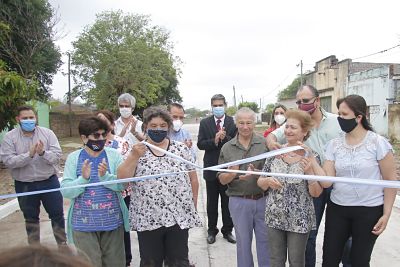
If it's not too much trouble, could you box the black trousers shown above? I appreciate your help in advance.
[205,179,233,235]
[322,200,383,267]
[124,195,132,266]
[14,175,66,245]
[137,224,190,267]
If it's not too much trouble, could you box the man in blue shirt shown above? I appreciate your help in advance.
[168,103,197,162]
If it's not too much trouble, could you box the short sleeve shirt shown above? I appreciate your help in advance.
[325,131,392,207]
[129,140,202,231]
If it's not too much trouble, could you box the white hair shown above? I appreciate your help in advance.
[117,93,136,108]
[235,107,256,122]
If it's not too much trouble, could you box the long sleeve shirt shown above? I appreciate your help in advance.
[0,126,62,182]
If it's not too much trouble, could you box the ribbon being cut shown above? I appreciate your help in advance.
[1,143,399,200]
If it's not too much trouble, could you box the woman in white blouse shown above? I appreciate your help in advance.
[117,106,201,267]
[320,95,397,267]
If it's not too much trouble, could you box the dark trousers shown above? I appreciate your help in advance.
[137,224,190,267]
[305,188,352,267]
[322,201,382,267]
[124,195,132,266]
[14,175,66,245]
[205,179,233,236]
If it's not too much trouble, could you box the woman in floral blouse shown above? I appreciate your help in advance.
[118,106,201,267]
[258,109,324,267]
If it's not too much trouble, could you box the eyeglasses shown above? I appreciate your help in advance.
[89,131,107,139]
[296,97,316,105]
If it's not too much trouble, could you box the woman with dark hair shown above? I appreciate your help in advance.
[263,104,287,138]
[321,94,397,267]
[96,110,133,267]
[61,117,129,267]
[118,106,201,267]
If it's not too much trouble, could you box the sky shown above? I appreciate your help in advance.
[48,0,400,111]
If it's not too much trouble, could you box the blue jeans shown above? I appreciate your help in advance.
[305,187,351,267]
[15,175,66,244]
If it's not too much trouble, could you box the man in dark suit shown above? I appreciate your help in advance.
[197,94,237,244]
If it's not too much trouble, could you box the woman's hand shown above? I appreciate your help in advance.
[81,159,92,180]
[372,214,390,235]
[258,176,283,190]
[131,143,147,158]
[98,158,108,177]
[300,157,312,172]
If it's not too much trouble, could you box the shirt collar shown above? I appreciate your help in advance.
[214,115,225,123]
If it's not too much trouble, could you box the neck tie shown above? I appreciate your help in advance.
[216,119,221,131]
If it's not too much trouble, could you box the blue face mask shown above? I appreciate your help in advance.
[212,106,225,118]
[147,129,168,143]
[20,119,36,132]
[85,139,106,152]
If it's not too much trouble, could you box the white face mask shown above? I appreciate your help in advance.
[172,119,184,132]
[274,114,286,125]
[119,107,132,118]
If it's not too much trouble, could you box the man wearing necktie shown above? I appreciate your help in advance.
[197,94,238,244]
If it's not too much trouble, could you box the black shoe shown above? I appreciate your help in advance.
[223,233,236,244]
[207,234,216,244]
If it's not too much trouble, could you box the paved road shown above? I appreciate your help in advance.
[1,123,400,266]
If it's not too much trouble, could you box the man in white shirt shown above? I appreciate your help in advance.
[114,93,144,146]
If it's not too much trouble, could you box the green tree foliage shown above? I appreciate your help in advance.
[0,0,61,100]
[0,60,37,131]
[225,106,237,116]
[185,107,209,118]
[72,10,182,112]
[265,103,275,114]
[238,101,259,113]
[277,76,301,101]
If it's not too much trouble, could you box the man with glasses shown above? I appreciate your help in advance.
[0,105,67,246]
[197,94,237,244]
[266,85,346,267]
[115,93,144,146]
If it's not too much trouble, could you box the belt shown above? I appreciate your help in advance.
[236,192,267,200]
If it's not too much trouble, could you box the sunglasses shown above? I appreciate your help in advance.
[296,97,317,105]
[89,131,108,139]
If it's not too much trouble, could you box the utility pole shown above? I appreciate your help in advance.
[259,98,262,112]
[67,52,72,137]
[233,85,237,108]
[241,95,244,104]
[300,59,303,87]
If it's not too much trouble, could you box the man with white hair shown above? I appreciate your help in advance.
[218,107,269,267]
[114,93,144,146]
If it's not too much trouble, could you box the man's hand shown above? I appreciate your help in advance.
[98,158,108,177]
[239,164,255,181]
[129,117,138,135]
[82,159,92,180]
[184,139,193,148]
[258,176,283,190]
[29,143,38,158]
[36,140,45,156]
[214,128,227,145]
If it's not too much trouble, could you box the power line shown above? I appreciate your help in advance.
[353,44,400,60]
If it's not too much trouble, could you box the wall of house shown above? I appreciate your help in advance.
[50,112,93,138]
[388,104,400,141]
[345,66,394,136]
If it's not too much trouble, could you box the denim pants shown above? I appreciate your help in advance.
[229,196,270,267]
[14,175,66,244]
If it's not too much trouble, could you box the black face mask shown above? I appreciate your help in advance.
[337,117,358,133]
[86,139,106,152]
[147,129,168,143]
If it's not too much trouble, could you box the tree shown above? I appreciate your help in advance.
[238,101,259,113]
[0,0,61,100]
[0,60,37,131]
[225,106,237,116]
[277,76,301,101]
[265,103,275,114]
[71,10,182,112]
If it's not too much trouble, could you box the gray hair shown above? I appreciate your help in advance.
[117,93,136,108]
[210,94,227,105]
[235,107,256,122]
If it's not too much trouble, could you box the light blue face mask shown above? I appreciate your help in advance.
[20,119,36,132]
[212,106,225,118]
